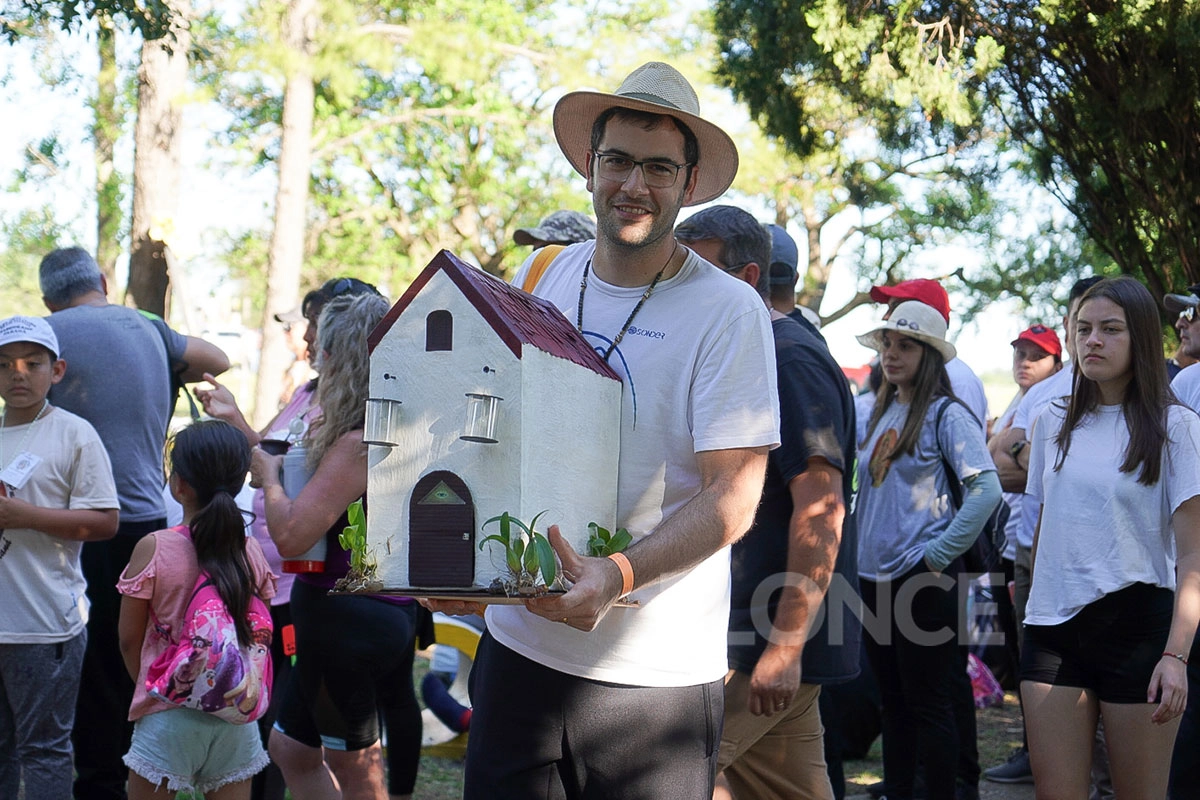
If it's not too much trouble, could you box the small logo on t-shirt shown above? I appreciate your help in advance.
[868,429,898,487]
[626,326,666,340]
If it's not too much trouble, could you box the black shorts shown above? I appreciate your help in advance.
[1020,582,1173,704]
[273,579,418,751]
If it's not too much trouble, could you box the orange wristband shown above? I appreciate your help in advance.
[607,552,634,597]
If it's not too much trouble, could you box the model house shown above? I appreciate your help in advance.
[364,249,622,593]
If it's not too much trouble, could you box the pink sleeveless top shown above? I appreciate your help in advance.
[117,526,276,720]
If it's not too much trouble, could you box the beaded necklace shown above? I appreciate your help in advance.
[576,243,677,362]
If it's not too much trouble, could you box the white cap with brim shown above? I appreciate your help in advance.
[0,316,59,360]
[856,300,956,363]
[552,62,739,206]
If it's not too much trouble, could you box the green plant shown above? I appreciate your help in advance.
[479,510,557,592]
[338,498,374,577]
[586,522,632,558]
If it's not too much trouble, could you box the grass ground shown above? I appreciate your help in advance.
[410,682,1033,800]
[844,692,1033,799]
[168,661,1031,799]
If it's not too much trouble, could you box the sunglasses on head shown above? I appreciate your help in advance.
[1028,324,1050,334]
[327,277,381,297]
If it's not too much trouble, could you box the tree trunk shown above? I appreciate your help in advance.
[94,15,121,287]
[128,8,190,316]
[251,0,316,427]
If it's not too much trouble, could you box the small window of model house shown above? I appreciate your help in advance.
[426,310,453,351]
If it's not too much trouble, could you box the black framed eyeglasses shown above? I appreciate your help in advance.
[593,151,693,188]
[1180,307,1197,324]
[722,261,753,274]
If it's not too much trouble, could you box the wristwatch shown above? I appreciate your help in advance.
[1009,439,1029,460]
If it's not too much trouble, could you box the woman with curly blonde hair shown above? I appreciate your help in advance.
[251,292,423,800]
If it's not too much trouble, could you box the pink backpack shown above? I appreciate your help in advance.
[145,528,273,725]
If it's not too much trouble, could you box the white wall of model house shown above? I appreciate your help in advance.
[366,267,621,590]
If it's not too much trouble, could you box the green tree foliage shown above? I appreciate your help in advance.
[976,1,1200,298]
[711,1,1028,322]
[2,0,177,45]
[712,0,1195,314]
[195,0,623,314]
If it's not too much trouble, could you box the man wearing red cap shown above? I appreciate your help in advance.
[870,279,988,429]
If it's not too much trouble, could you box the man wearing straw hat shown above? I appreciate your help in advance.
[430,62,780,798]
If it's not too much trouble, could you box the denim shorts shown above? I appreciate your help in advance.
[124,707,269,793]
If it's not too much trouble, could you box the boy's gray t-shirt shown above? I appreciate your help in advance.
[46,304,186,523]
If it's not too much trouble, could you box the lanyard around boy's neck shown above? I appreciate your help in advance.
[0,399,50,471]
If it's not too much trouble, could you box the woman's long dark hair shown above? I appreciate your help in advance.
[1055,276,1176,485]
[169,420,257,646]
[862,334,956,457]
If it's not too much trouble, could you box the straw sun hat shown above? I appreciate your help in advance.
[552,62,739,206]
[857,300,957,363]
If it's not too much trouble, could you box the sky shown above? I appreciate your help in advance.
[1,21,1028,413]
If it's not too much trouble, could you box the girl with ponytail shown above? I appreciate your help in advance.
[118,420,277,799]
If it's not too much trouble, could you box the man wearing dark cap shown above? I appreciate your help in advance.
[869,279,988,428]
[512,209,597,249]
[1165,284,1200,381]
[676,206,858,800]
[765,224,822,330]
[430,62,779,800]
[1166,283,1200,797]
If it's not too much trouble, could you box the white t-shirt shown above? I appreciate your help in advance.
[0,407,118,643]
[1024,402,1200,625]
[1172,362,1200,411]
[489,242,781,686]
[1012,364,1074,548]
[947,357,988,429]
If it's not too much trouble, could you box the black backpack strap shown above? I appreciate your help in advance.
[934,397,965,509]
[142,312,201,426]
[935,397,1008,572]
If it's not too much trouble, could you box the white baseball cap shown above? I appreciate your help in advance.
[0,316,60,359]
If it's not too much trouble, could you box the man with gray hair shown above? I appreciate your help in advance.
[676,206,860,800]
[39,246,229,800]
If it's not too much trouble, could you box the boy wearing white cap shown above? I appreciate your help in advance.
[0,316,119,800]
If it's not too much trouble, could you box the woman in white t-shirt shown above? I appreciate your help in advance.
[1022,276,1200,799]
[854,301,1001,800]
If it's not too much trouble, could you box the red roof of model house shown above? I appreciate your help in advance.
[369,249,621,382]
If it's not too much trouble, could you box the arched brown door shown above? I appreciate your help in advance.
[408,471,475,587]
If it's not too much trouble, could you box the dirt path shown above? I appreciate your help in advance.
[844,692,1035,800]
